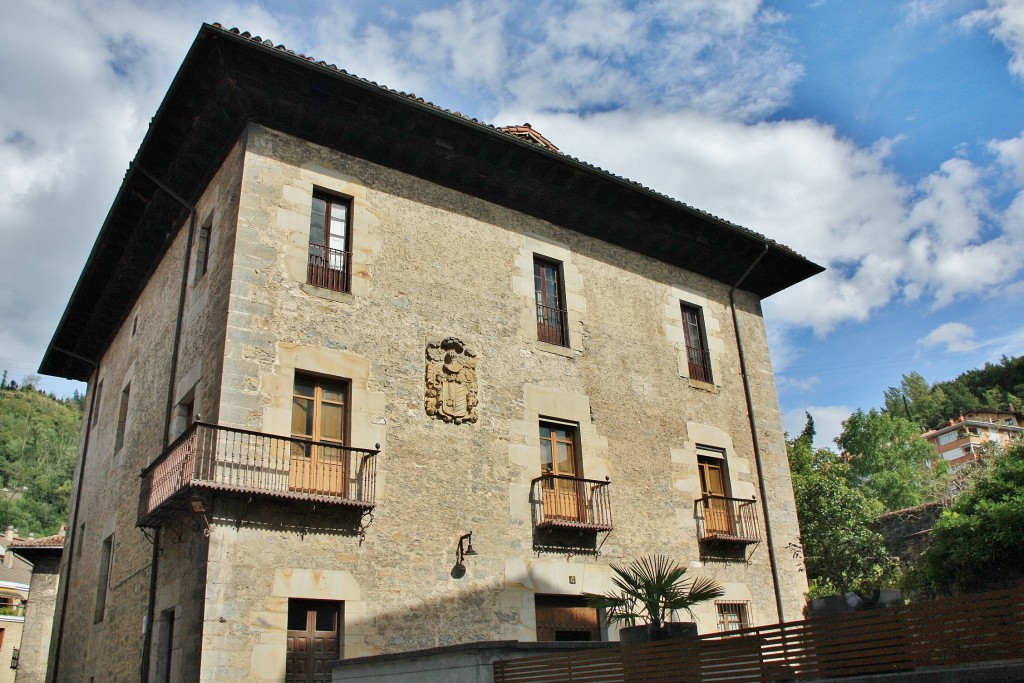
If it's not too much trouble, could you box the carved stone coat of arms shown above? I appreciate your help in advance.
[425,337,479,424]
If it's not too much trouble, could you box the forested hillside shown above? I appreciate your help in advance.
[883,355,1024,430]
[0,379,82,536]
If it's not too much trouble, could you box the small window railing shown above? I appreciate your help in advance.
[536,303,569,346]
[530,474,613,531]
[307,244,351,292]
[694,495,760,544]
[686,345,713,383]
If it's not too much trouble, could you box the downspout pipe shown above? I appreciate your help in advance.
[135,165,197,683]
[46,350,98,683]
[728,244,787,624]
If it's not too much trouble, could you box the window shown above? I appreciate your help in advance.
[716,601,751,632]
[195,219,211,280]
[539,421,582,522]
[698,448,733,535]
[114,384,130,451]
[290,374,349,496]
[535,595,601,641]
[534,257,568,346]
[681,304,712,383]
[91,380,103,428]
[171,385,197,441]
[76,523,85,558]
[307,192,351,292]
[94,533,114,623]
[131,314,138,337]
[286,599,342,682]
[937,431,958,446]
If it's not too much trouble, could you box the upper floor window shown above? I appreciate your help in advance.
[114,383,131,451]
[534,257,567,346]
[195,219,212,281]
[94,533,114,623]
[307,192,351,293]
[91,380,103,428]
[681,304,712,383]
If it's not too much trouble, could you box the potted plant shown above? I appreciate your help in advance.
[585,555,724,643]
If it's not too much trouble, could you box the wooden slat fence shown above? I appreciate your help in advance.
[493,585,1024,682]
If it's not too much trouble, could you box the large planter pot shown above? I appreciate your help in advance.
[618,622,698,644]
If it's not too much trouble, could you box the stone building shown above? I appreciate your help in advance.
[7,530,64,683]
[39,23,822,683]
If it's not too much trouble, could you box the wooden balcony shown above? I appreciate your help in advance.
[530,474,613,531]
[694,495,761,544]
[138,422,379,528]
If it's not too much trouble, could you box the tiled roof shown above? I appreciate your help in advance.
[210,24,805,259]
[9,533,65,549]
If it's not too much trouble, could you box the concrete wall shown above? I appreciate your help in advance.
[332,641,613,683]
[193,124,806,680]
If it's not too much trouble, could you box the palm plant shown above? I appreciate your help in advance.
[585,555,724,631]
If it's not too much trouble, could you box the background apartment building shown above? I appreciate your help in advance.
[39,24,822,682]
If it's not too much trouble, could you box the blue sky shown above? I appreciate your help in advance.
[3,0,1024,449]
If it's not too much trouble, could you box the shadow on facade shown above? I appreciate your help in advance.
[202,491,370,538]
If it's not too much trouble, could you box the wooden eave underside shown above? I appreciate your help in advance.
[41,24,823,381]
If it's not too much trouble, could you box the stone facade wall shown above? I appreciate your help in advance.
[48,139,245,683]
[14,555,59,683]
[194,124,807,681]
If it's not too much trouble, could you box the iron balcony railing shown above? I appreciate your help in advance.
[694,494,761,544]
[686,344,713,383]
[535,302,569,346]
[307,244,351,293]
[138,422,378,527]
[530,474,613,531]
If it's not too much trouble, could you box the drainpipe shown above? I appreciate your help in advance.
[45,348,98,683]
[135,165,197,683]
[728,244,787,624]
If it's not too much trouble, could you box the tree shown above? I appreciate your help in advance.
[788,419,901,598]
[836,409,946,511]
[585,555,724,630]
[910,443,1024,595]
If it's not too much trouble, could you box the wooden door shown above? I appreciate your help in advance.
[290,375,348,496]
[286,600,341,683]
[541,423,581,522]
[535,595,601,641]
[698,456,734,535]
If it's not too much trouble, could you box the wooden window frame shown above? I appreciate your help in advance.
[307,191,353,293]
[291,374,350,448]
[534,256,569,347]
[716,600,751,632]
[681,303,713,383]
[539,420,581,479]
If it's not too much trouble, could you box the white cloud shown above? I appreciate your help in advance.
[782,405,853,451]
[917,322,980,353]
[962,0,1024,79]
